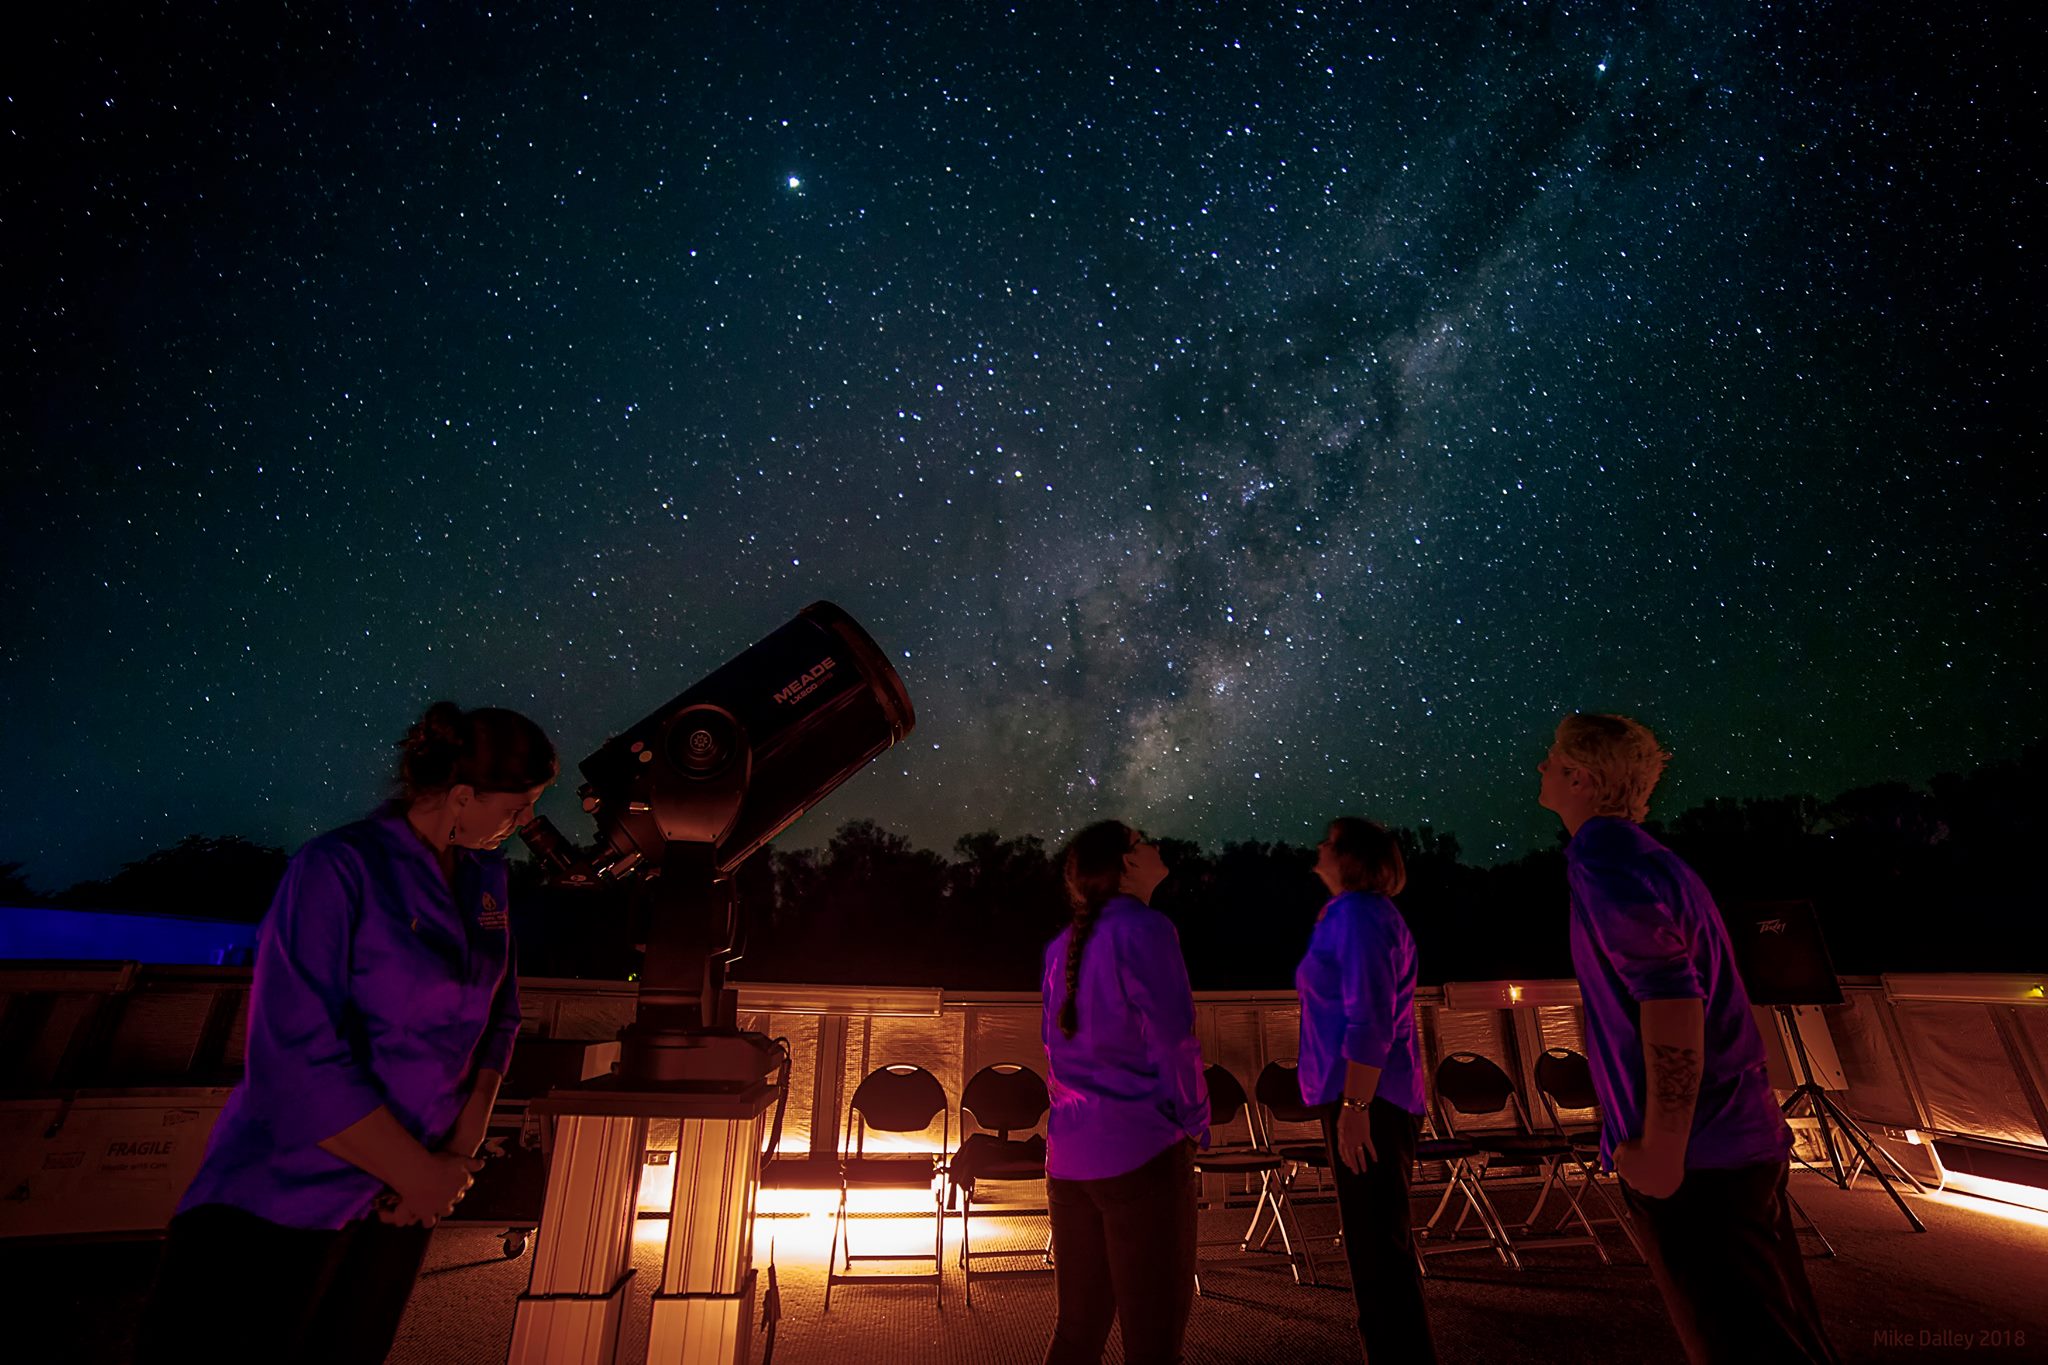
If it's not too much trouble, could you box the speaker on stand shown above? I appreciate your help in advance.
[1723,900,1926,1235]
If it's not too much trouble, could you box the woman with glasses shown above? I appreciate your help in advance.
[1040,821,1209,1365]
[1297,816,1437,1364]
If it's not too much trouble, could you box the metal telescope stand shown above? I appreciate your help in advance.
[1776,1004,1926,1234]
[508,848,783,1365]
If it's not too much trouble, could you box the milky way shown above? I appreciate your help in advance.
[5,3,2039,886]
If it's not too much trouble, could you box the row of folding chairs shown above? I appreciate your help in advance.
[758,1061,1055,1308]
[1218,1050,1649,1286]
[764,1048,1646,1311]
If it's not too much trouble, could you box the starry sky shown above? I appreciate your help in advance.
[5,3,2040,890]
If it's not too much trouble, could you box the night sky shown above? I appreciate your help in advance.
[5,3,2039,890]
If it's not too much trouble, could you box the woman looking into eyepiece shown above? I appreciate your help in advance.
[1297,816,1437,1364]
[1040,820,1209,1365]
[138,702,557,1364]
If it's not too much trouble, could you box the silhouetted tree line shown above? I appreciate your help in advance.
[8,743,2043,986]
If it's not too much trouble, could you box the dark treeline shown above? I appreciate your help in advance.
[7,743,2043,987]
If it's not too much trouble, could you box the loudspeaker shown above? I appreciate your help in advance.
[1721,899,1844,1008]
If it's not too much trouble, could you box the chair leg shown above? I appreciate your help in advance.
[1522,1159,1562,1231]
[1239,1179,1274,1250]
[824,1185,846,1310]
[1566,1155,1651,1263]
[841,1190,856,1271]
[1273,1174,1317,1286]
[1458,1160,1519,1269]
[1548,1159,1614,1265]
[935,1187,946,1309]
[1421,1169,1462,1236]
[1239,1171,1283,1251]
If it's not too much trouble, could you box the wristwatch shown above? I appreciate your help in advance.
[1339,1096,1372,1113]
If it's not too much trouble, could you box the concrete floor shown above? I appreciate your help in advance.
[7,1171,2047,1363]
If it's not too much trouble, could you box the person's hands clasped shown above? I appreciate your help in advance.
[1334,1102,1378,1175]
[378,1151,484,1227]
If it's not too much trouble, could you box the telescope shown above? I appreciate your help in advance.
[519,600,914,1087]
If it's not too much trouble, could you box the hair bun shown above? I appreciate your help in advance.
[402,701,465,752]
[397,702,466,792]
[393,702,557,800]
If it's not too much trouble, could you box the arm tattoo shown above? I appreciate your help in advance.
[1648,1043,1701,1116]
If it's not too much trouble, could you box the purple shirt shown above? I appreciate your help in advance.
[1295,892,1427,1115]
[178,804,521,1228]
[1566,817,1790,1171]
[1040,895,1209,1180]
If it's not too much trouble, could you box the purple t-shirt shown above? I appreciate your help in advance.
[178,804,521,1228]
[1566,817,1790,1171]
[1295,892,1427,1115]
[1041,895,1210,1181]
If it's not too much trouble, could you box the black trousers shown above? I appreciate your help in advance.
[1044,1138,1197,1365]
[135,1202,434,1365]
[1622,1160,1839,1365]
[1324,1100,1437,1365]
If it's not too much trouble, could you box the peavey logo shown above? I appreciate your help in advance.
[1757,918,1789,936]
[773,656,837,706]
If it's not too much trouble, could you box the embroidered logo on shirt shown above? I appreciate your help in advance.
[477,892,507,930]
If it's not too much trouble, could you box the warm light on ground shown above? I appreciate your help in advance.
[1924,1176,2048,1227]
[622,1161,1048,1265]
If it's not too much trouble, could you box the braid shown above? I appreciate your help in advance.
[1057,821,1135,1039]
[1058,904,1102,1038]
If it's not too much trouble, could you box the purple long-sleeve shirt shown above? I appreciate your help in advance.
[1567,817,1789,1171]
[178,804,521,1228]
[1295,892,1427,1115]
[1041,895,1209,1180]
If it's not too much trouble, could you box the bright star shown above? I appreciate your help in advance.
[787,175,802,189]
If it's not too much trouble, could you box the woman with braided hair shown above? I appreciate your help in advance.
[139,702,556,1364]
[1040,821,1208,1365]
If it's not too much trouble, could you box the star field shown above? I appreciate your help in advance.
[3,3,2040,887]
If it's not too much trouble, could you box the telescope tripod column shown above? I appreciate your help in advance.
[509,1081,776,1365]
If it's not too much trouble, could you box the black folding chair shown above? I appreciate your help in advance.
[1433,1052,1608,1267]
[1247,1062,1336,1257]
[951,1063,1053,1304]
[826,1063,950,1309]
[1411,1107,1513,1274]
[1530,1047,1650,1260]
[1193,1064,1316,1289]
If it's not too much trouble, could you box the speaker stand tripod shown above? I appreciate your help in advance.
[1776,1005,1925,1234]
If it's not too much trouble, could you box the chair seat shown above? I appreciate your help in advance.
[953,1133,1047,1186]
[1467,1132,1573,1159]
[758,1155,844,1190]
[1275,1141,1331,1166]
[1193,1149,1283,1175]
[841,1155,941,1187]
[1415,1138,1480,1160]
